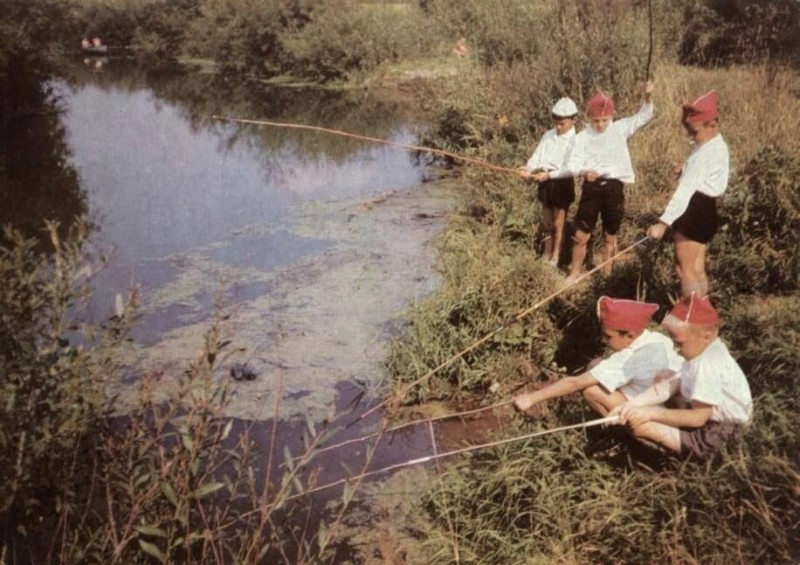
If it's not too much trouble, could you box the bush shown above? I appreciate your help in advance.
[714,145,800,299]
[0,221,130,546]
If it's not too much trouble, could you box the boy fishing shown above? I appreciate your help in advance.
[611,293,752,458]
[518,97,578,267]
[647,90,729,298]
[514,296,682,416]
[564,81,655,287]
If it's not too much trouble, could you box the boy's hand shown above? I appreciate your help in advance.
[647,222,668,240]
[533,171,550,182]
[514,393,537,412]
[618,405,654,428]
[518,167,533,179]
[583,171,599,182]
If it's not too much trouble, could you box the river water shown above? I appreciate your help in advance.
[48,60,454,425]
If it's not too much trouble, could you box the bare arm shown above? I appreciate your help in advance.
[514,373,598,411]
[619,402,713,430]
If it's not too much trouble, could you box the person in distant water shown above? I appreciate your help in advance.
[611,293,752,459]
[564,81,655,287]
[518,97,579,267]
[514,296,682,416]
[92,36,103,48]
[81,38,91,50]
[647,91,729,298]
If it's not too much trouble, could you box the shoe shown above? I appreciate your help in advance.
[561,274,581,288]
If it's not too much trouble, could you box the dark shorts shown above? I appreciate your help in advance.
[679,421,742,459]
[671,192,718,244]
[574,179,625,235]
[537,178,575,210]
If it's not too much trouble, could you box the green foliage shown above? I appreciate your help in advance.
[280,0,418,82]
[0,221,128,539]
[715,145,800,298]
[679,0,800,66]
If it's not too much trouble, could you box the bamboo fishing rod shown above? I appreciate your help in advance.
[211,115,520,175]
[352,236,651,426]
[286,414,620,500]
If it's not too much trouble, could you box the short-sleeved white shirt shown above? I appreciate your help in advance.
[590,330,683,399]
[678,338,752,423]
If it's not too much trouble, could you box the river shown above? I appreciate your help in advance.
[47,59,454,425]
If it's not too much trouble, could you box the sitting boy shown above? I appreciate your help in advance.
[611,293,752,458]
[514,296,682,415]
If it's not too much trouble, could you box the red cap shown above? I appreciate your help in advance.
[586,91,615,118]
[664,293,720,326]
[682,90,719,125]
[597,296,658,334]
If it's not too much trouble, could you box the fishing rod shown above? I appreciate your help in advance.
[351,236,651,426]
[645,0,654,81]
[286,414,620,500]
[283,399,515,468]
[211,115,520,175]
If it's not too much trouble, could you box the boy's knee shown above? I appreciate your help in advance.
[572,230,590,246]
[582,384,602,402]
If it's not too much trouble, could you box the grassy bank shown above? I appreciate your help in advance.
[379,16,800,565]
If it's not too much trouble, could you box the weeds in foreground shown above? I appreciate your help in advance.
[0,224,367,563]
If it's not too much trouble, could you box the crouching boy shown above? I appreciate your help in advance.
[612,293,752,458]
[514,296,682,415]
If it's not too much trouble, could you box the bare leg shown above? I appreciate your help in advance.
[541,206,555,260]
[551,208,567,264]
[674,233,708,298]
[582,386,627,416]
[602,232,617,275]
[629,421,681,453]
[567,229,590,280]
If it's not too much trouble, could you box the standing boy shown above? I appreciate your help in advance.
[612,293,752,459]
[514,296,682,416]
[564,81,655,286]
[647,91,729,298]
[518,97,578,267]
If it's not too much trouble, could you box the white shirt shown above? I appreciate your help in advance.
[524,127,576,179]
[659,134,730,225]
[567,102,654,184]
[678,338,752,424]
[590,329,683,399]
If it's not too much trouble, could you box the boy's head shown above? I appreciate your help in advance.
[597,296,658,352]
[661,293,720,360]
[551,97,578,135]
[681,90,720,142]
[586,92,615,134]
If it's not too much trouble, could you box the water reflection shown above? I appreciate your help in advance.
[0,63,88,246]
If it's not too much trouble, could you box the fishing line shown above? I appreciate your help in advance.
[212,115,520,175]
[286,414,620,500]
[351,236,651,426]
[283,399,515,467]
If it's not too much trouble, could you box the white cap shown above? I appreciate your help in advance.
[551,97,578,118]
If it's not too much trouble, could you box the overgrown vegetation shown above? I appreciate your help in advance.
[2,0,799,562]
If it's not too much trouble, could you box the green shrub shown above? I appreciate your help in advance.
[714,145,800,299]
[0,221,130,544]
